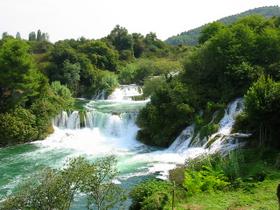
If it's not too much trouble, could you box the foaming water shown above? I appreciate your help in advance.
[0,86,248,206]
[107,84,143,101]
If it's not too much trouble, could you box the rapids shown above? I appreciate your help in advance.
[0,85,248,208]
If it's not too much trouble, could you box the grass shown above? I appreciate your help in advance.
[176,179,280,210]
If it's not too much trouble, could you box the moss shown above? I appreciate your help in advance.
[131,95,146,101]
[169,166,185,186]
[200,123,219,141]
[43,123,54,137]
[204,134,222,148]
[79,111,87,128]
[73,99,90,111]
[212,108,225,124]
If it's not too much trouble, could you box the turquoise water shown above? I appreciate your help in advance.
[0,98,180,209]
[0,87,214,208]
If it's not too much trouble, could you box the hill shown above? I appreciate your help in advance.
[165,6,280,46]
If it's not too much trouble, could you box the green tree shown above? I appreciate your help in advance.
[130,179,186,210]
[137,80,196,147]
[78,156,126,210]
[36,29,42,41]
[244,76,280,148]
[28,31,36,41]
[16,32,21,40]
[199,22,225,44]
[132,33,145,58]
[61,60,81,93]
[0,38,42,111]
[0,156,125,210]
[107,25,133,60]
[79,40,119,71]
[51,81,74,109]
[0,107,38,146]
[2,32,9,39]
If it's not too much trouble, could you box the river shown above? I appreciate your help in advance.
[0,85,245,209]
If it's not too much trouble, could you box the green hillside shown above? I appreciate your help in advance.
[166,5,280,46]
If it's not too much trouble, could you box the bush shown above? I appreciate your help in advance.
[142,76,166,98]
[0,107,38,146]
[51,81,74,110]
[82,69,119,98]
[183,165,230,195]
[137,80,196,147]
[0,156,125,210]
[118,58,182,85]
[129,179,172,210]
[244,76,280,148]
[130,179,186,210]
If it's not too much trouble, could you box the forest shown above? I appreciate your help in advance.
[0,26,183,146]
[166,5,280,46]
[0,11,280,210]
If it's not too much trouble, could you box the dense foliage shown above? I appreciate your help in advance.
[137,15,280,147]
[0,156,125,210]
[235,76,280,148]
[1,10,280,210]
[0,25,176,146]
[0,38,73,146]
[131,148,280,209]
[137,80,195,147]
[165,6,280,46]
[130,179,186,210]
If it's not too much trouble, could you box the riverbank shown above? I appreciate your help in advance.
[129,147,280,210]
[177,178,279,210]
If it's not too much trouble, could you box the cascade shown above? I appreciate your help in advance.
[54,110,138,137]
[93,90,106,100]
[204,98,246,153]
[168,125,194,152]
[54,111,81,129]
[107,84,142,101]
[169,98,250,154]
[0,84,253,201]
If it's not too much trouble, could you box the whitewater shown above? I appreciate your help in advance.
[0,84,248,208]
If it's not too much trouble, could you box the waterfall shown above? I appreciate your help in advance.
[50,86,250,182]
[93,90,106,100]
[204,98,245,153]
[169,98,250,154]
[107,84,143,101]
[54,110,138,137]
[54,98,248,156]
[168,125,194,153]
[54,111,81,129]
[5,87,253,200]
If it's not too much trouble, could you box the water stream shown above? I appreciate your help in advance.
[0,85,247,209]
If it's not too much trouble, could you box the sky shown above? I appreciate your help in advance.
[0,0,279,42]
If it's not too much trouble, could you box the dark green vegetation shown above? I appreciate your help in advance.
[133,14,280,210]
[131,149,280,209]
[137,15,280,148]
[1,9,280,210]
[0,38,74,146]
[166,6,280,46]
[0,156,126,210]
[129,179,186,210]
[0,27,186,146]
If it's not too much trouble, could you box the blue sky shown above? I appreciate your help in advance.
[0,0,279,42]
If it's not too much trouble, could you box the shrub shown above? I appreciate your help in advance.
[0,107,38,146]
[0,156,125,210]
[129,179,172,210]
[183,165,230,195]
[130,179,186,210]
